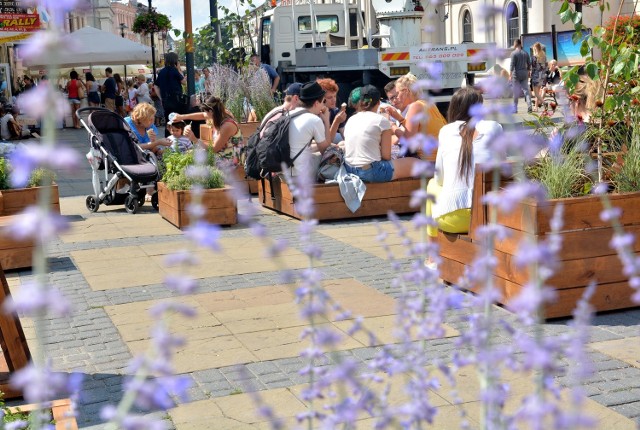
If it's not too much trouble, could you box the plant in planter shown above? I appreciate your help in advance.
[0,158,60,216]
[157,149,237,228]
[204,64,276,123]
[131,8,172,35]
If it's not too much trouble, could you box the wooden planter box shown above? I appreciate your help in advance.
[258,175,422,221]
[0,216,34,270]
[0,185,60,216]
[157,182,237,229]
[8,398,77,430]
[438,170,640,318]
[200,124,258,194]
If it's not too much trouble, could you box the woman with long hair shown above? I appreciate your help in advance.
[66,70,84,128]
[85,72,100,107]
[382,73,447,160]
[173,95,244,165]
[342,85,418,182]
[114,73,126,117]
[531,42,548,110]
[424,87,503,266]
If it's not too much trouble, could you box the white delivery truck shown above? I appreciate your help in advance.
[254,0,495,107]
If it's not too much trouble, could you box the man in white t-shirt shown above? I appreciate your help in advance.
[287,81,333,177]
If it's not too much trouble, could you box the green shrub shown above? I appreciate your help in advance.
[0,158,56,190]
[159,149,225,191]
[0,158,9,190]
[525,144,590,199]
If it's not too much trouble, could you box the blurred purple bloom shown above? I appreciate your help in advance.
[483,182,546,213]
[164,274,199,295]
[164,249,200,266]
[410,160,434,177]
[9,144,81,188]
[17,84,71,121]
[149,301,196,319]
[5,421,28,430]
[593,182,609,195]
[266,238,289,258]
[8,207,70,243]
[184,221,221,251]
[600,207,622,222]
[3,280,71,317]
[11,362,68,404]
[610,233,635,250]
[508,282,558,317]
[474,76,511,100]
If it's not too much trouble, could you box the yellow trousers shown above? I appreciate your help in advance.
[426,178,471,238]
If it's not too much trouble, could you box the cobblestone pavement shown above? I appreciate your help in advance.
[5,102,640,429]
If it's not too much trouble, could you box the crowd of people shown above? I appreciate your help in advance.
[510,38,564,114]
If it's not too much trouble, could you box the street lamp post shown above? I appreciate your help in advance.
[148,0,157,84]
[119,23,128,83]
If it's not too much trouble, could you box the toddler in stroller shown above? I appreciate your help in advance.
[77,107,160,214]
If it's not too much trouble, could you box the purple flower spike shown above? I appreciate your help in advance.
[3,281,72,318]
[164,274,199,295]
[149,301,197,319]
[600,207,622,222]
[17,83,71,121]
[11,362,68,404]
[8,207,70,243]
[184,221,221,251]
[9,143,80,188]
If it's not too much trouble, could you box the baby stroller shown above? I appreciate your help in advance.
[77,107,160,214]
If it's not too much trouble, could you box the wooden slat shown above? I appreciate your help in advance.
[0,263,30,399]
[0,185,60,216]
[258,175,421,221]
[496,191,640,235]
[439,257,638,318]
[0,217,34,270]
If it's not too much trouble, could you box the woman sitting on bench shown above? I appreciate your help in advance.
[343,85,418,182]
[426,87,503,247]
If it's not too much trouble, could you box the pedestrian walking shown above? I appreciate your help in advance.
[509,38,532,113]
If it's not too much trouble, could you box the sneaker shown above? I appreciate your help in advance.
[527,106,533,113]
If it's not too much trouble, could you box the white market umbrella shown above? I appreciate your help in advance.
[23,26,152,69]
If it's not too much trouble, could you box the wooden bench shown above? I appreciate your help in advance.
[438,169,639,319]
[258,174,422,221]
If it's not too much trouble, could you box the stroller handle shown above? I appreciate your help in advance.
[76,106,112,121]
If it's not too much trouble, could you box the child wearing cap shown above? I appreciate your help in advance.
[165,113,193,154]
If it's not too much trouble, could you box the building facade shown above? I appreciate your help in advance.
[443,0,635,47]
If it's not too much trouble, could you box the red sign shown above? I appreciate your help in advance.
[0,13,40,32]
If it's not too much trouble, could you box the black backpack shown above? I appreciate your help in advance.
[244,108,310,180]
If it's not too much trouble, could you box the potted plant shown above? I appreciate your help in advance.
[131,8,172,35]
[0,159,60,216]
[156,149,237,229]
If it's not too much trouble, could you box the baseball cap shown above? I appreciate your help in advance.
[285,82,303,96]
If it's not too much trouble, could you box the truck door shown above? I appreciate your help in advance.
[260,17,272,65]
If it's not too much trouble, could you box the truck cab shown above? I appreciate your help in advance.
[256,0,495,105]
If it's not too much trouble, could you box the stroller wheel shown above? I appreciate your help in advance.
[86,195,100,213]
[124,195,139,214]
[151,192,159,210]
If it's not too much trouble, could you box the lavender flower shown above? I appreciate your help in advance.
[184,221,221,251]
[17,84,71,121]
[3,280,71,317]
[9,144,80,188]
[7,206,70,243]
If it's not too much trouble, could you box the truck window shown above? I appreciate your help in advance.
[297,15,339,33]
[260,17,271,64]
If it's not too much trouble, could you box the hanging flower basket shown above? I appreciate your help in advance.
[132,9,172,35]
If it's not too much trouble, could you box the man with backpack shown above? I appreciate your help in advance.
[244,81,333,180]
[287,81,333,177]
